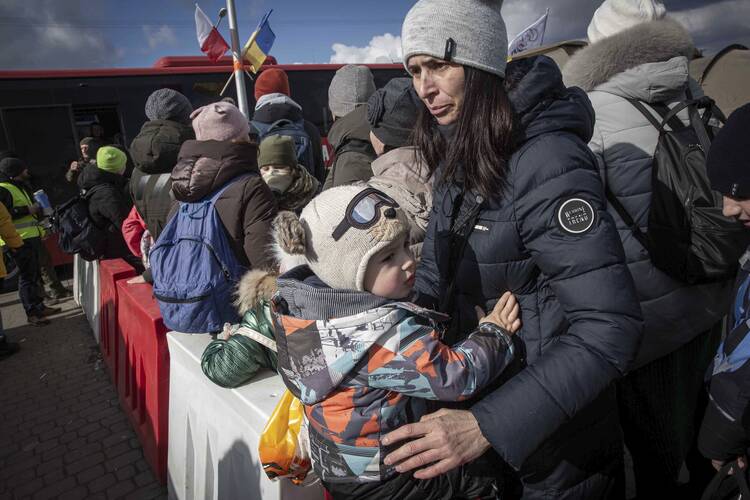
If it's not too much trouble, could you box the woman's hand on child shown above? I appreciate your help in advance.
[478,291,521,334]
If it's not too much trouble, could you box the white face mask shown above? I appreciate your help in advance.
[261,166,294,193]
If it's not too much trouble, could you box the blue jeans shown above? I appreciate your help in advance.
[11,239,45,317]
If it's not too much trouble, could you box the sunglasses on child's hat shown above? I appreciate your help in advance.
[332,188,400,242]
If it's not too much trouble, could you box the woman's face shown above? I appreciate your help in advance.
[407,55,465,125]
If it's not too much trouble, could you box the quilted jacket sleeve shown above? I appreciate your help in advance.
[366,315,514,401]
[241,178,278,270]
[470,133,643,469]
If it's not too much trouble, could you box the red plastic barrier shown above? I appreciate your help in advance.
[115,280,169,484]
[43,233,74,267]
[98,259,137,383]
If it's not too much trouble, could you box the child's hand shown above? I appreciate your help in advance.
[478,292,521,335]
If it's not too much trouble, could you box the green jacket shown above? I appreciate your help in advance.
[201,271,279,388]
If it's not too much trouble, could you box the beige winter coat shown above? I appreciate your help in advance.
[366,147,432,256]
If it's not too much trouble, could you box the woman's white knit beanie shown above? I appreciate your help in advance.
[587,0,667,44]
[401,0,508,78]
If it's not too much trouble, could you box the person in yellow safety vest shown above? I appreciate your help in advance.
[0,157,60,326]
[2,149,73,302]
[0,201,23,357]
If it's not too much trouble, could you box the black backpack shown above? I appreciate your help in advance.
[605,91,750,284]
[52,186,107,261]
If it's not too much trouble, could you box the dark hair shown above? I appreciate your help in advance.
[413,66,517,199]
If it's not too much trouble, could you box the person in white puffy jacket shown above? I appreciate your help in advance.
[563,0,731,495]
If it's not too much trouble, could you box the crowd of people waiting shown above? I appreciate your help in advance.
[3,0,750,498]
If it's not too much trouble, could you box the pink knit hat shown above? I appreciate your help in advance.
[190,101,250,142]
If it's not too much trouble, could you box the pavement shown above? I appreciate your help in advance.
[0,277,166,500]
[0,273,643,500]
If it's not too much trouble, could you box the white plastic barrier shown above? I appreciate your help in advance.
[73,255,100,342]
[167,332,324,500]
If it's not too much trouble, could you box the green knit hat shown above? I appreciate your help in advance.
[258,135,297,169]
[96,146,127,175]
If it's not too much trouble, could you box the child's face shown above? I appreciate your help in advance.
[363,233,416,300]
[723,196,750,227]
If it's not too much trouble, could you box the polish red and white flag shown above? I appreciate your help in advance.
[195,4,229,62]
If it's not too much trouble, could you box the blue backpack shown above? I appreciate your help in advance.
[251,118,315,176]
[149,176,249,333]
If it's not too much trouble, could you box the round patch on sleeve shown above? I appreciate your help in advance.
[556,198,596,234]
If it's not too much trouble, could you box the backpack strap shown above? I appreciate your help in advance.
[604,186,650,251]
[265,119,295,133]
[205,173,254,207]
[650,102,686,132]
[222,323,278,352]
[627,99,666,131]
[699,43,749,85]
[629,94,715,153]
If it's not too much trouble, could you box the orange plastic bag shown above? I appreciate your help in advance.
[258,389,312,484]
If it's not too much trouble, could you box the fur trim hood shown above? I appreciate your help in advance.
[234,269,278,313]
[563,19,694,92]
[271,211,308,274]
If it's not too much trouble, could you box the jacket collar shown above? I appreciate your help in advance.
[276,265,392,320]
[562,19,695,93]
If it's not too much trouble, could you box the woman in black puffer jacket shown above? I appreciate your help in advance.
[380,1,643,499]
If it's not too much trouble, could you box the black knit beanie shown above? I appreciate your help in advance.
[367,78,422,149]
[0,157,25,178]
[708,103,750,198]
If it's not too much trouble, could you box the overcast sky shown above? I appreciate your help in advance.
[0,0,748,70]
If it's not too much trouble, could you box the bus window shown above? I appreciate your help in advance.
[72,106,124,146]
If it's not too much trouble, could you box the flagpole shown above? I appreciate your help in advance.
[225,0,250,118]
[540,8,550,46]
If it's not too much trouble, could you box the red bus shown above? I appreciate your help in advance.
[0,56,406,208]
[0,56,405,266]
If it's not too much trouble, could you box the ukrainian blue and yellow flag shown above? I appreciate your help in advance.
[243,10,275,73]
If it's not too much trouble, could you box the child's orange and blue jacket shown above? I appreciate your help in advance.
[270,266,514,484]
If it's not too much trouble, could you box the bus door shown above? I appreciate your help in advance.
[0,104,79,206]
